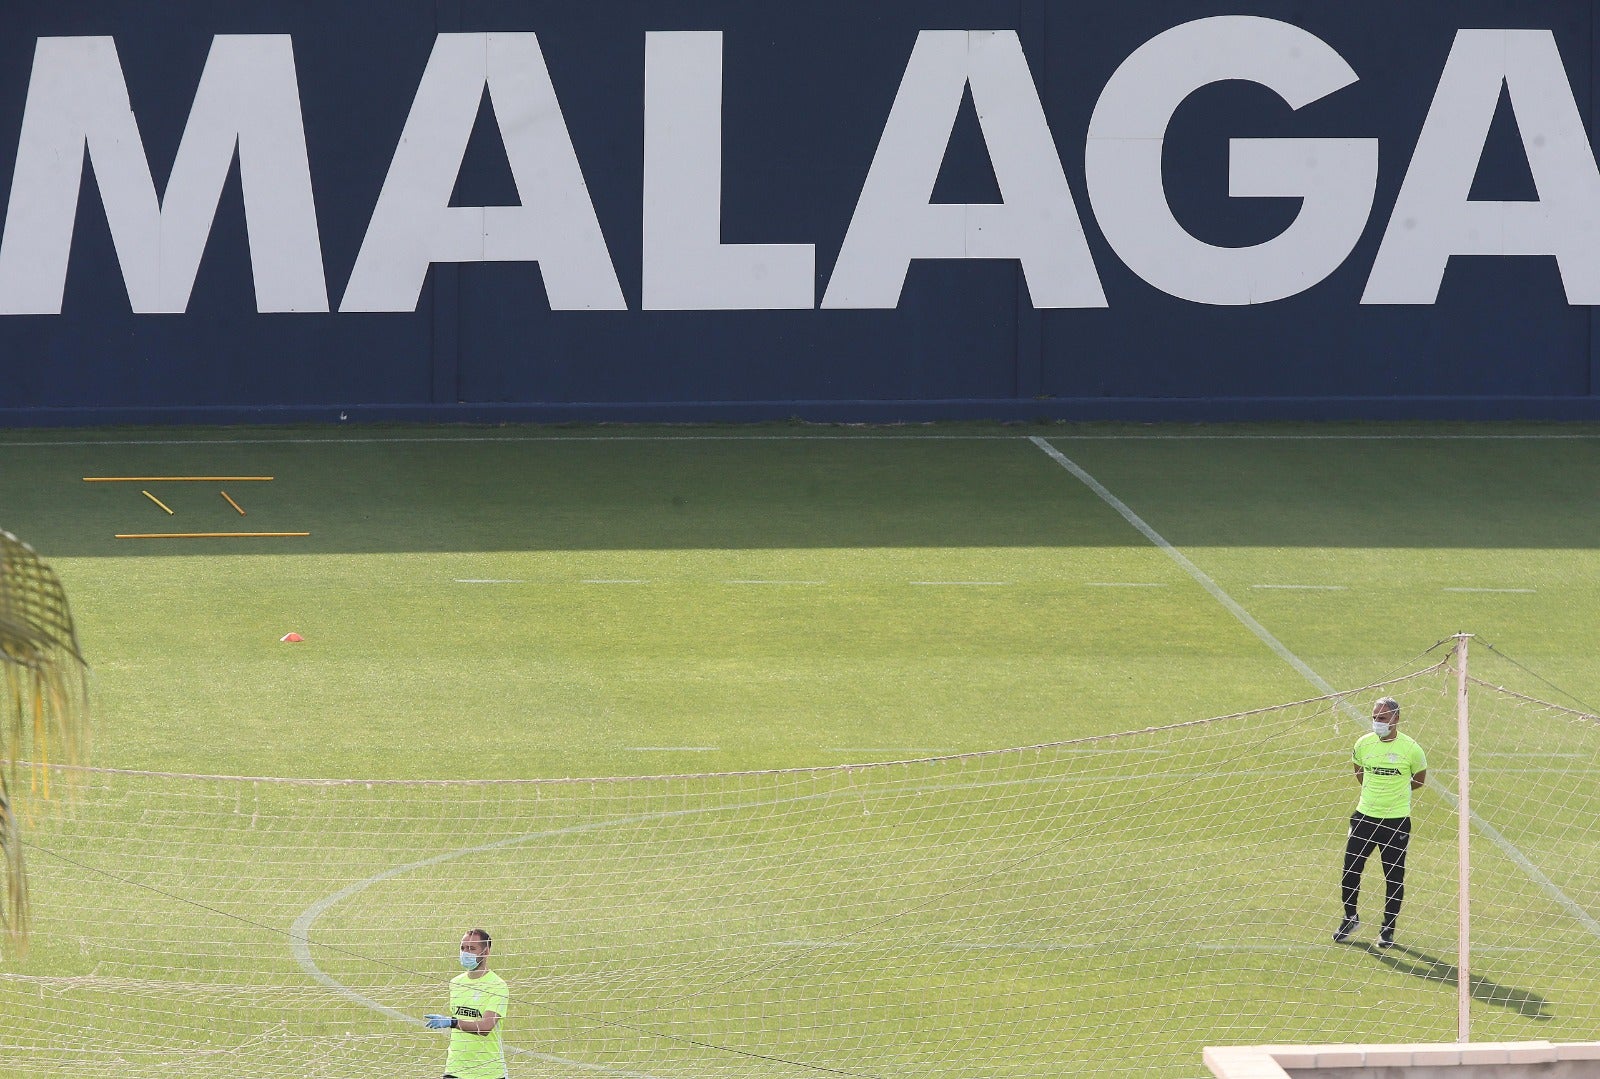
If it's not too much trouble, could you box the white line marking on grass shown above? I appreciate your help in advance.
[774,937,1551,956]
[291,799,857,1078]
[1433,789,1600,939]
[899,769,1336,798]
[288,850,659,1077]
[1443,587,1536,594]
[1251,584,1349,591]
[773,937,1561,955]
[1062,747,1180,753]
[1028,436,1337,696]
[1027,433,1600,943]
[291,783,959,1071]
[1433,762,1600,768]
[1188,942,1441,954]
[1440,767,1600,775]
[1155,940,1560,956]
[768,940,857,949]
[822,748,952,755]
[768,939,1106,952]
[626,747,720,753]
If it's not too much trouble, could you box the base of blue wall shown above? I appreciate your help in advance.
[6,396,1600,428]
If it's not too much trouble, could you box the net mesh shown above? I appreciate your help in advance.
[2,651,1597,1078]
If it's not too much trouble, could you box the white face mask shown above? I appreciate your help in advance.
[1372,719,1395,737]
[459,951,480,970]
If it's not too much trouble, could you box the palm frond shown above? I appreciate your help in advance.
[0,529,90,950]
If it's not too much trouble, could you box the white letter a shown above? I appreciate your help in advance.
[1365,30,1600,305]
[822,31,1103,310]
[341,33,624,313]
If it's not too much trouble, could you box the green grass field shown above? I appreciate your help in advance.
[2,421,1599,1079]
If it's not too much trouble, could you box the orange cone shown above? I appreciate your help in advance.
[280,632,304,643]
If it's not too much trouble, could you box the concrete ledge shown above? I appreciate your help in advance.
[1205,1041,1600,1079]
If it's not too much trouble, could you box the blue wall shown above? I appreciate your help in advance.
[1,2,1598,423]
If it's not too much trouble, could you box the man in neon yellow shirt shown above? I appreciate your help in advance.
[423,928,510,1078]
[1335,697,1427,948]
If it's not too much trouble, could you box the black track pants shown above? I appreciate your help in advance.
[1341,811,1411,930]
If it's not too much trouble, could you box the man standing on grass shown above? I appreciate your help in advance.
[1335,697,1427,948]
[424,928,509,1078]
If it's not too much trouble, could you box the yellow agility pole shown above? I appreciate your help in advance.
[84,476,274,482]
[219,491,247,516]
[115,532,309,539]
[140,491,174,515]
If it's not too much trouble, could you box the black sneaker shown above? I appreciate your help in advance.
[1333,917,1359,943]
[1377,929,1396,949]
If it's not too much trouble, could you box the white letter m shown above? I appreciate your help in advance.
[0,36,327,315]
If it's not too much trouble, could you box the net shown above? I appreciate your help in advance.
[1,651,1596,1078]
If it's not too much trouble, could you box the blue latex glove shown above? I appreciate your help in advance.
[424,1014,454,1030]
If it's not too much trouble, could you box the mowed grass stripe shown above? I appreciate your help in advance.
[18,432,1310,779]
[4,423,1599,1079]
[1042,432,1600,696]
[1029,435,1341,699]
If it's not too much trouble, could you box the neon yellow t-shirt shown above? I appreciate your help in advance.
[446,969,509,1079]
[1353,732,1427,819]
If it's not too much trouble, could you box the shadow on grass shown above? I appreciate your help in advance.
[16,428,1600,556]
[1351,941,1551,1019]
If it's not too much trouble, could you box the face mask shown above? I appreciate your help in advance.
[459,951,480,970]
[1372,720,1394,737]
